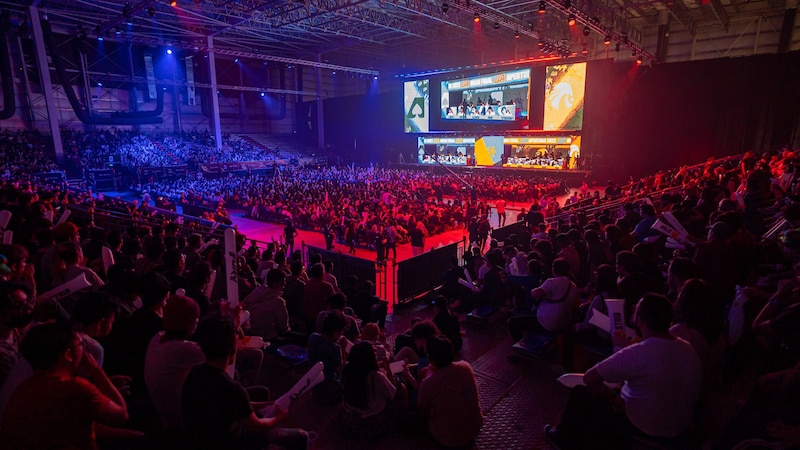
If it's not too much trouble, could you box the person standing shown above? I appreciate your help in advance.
[495,198,507,227]
[410,223,425,257]
[284,221,298,255]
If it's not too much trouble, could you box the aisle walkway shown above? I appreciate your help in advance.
[229,201,574,450]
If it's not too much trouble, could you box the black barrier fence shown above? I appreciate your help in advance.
[490,221,529,251]
[182,204,218,219]
[303,244,387,300]
[394,239,466,304]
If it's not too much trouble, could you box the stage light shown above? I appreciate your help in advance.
[636,56,643,65]
[473,13,480,23]
[538,40,544,48]
[234,58,239,63]
[115,27,121,35]
[97,82,102,87]
[260,92,265,97]
[170,0,177,7]
[374,75,378,80]
[148,6,156,17]
[515,31,520,39]
[538,1,546,14]
[441,2,448,13]
[97,36,103,41]
[604,35,611,45]
[494,22,500,30]
[583,26,590,36]
[166,48,173,55]
[581,46,588,54]
[568,14,576,26]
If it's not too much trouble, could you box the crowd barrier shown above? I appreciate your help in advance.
[394,239,466,305]
[182,204,218,219]
[302,244,386,300]
[490,221,528,248]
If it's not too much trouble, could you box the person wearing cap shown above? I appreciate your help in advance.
[144,295,204,432]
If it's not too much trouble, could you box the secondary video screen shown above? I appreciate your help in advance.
[543,63,586,131]
[417,137,476,166]
[404,79,430,133]
[440,69,530,122]
[503,136,581,170]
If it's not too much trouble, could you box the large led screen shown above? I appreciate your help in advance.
[417,137,475,166]
[474,136,504,167]
[503,136,581,170]
[543,63,586,130]
[440,69,530,121]
[404,80,430,133]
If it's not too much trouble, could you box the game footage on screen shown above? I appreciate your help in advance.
[440,69,530,121]
[418,143,475,166]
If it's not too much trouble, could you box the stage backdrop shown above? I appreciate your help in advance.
[321,51,800,179]
[582,52,800,180]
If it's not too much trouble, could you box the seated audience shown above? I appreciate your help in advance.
[307,311,348,404]
[182,312,307,450]
[1,323,130,449]
[242,268,290,341]
[144,295,204,431]
[418,335,483,448]
[545,294,702,449]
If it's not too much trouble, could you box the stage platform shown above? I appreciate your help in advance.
[389,162,590,183]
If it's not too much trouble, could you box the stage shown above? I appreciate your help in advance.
[388,162,590,184]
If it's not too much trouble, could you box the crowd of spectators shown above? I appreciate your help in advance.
[5,125,800,448]
[435,145,800,449]
[144,166,569,249]
[61,128,280,173]
[0,129,59,177]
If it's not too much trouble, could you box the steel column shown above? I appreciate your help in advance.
[207,36,223,151]
[315,54,325,152]
[29,6,64,163]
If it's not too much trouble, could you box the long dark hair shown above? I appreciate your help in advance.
[341,341,379,409]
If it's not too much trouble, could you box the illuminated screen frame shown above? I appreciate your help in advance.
[502,135,581,170]
[404,79,430,133]
[440,69,531,122]
[417,136,475,166]
[543,62,586,131]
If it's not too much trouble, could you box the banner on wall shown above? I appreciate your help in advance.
[144,54,157,101]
